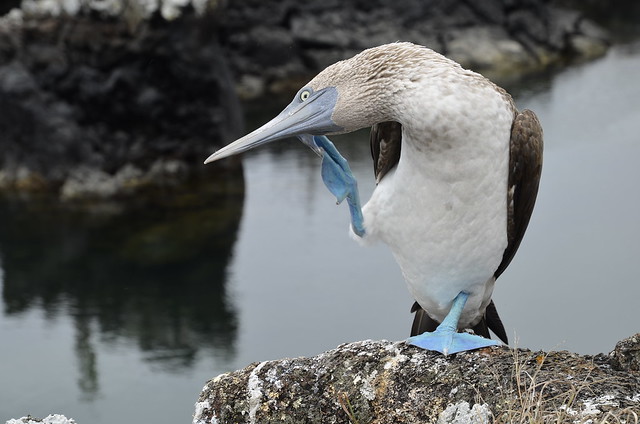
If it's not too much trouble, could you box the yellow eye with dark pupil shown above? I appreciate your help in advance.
[300,90,311,101]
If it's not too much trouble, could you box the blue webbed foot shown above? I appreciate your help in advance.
[315,136,356,204]
[406,292,500,355]
[313,135,365,237]
[407,329,499,356]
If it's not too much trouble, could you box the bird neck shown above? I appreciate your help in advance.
[389,72,515,185]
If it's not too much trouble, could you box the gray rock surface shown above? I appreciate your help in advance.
[194,335,640,424]
[610,334,640,373]
[0,0,612,198]
[6,415,76,424]
[221,0,610,99]
[0,1,243,199]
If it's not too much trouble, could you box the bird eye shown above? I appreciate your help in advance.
[299,89,311,101]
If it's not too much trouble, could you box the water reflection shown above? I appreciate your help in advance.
[0,171,244,394]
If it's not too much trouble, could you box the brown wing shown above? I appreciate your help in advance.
[494,109,544,279]
[370,121,402,183]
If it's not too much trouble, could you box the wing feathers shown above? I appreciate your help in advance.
[370,121,402,183]
[495,109,544,278]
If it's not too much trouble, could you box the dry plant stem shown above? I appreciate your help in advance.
[493,345,634,424]
[339,392,360,424]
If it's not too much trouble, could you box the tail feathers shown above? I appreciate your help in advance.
[485,300,509,344]
[471,318,490,339]
[409,300,509,345]
[410,302,437,336]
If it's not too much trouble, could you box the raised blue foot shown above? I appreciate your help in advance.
[312,135,365,237]
[407,292,500,355]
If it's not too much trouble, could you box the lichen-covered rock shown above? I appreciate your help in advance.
[194,339,640,424]
[610,333,640,373]
[6,415,76,424]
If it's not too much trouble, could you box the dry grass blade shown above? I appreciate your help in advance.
[334,351,635,424]
[491,345,632,424]
[596,407,639,424]
[338,392,361,424]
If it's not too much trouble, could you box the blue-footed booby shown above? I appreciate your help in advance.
[205,42,543,355]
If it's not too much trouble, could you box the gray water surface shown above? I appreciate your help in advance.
[1,42,640,423]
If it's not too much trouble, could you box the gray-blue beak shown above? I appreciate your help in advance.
[204,87,342,164]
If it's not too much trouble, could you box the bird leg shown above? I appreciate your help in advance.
[313,135,365,237]
[406,292,500,355]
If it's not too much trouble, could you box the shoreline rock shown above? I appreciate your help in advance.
[194,334,640,424]
[0,0,243,201]
[220,0,610,100]
[0,0,612,200]
[6,415,77,424]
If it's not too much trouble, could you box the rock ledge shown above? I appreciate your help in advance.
[194,335,640,424]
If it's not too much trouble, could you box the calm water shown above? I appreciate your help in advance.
[2,42,640,423]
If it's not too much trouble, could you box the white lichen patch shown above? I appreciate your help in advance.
[247,361,268,424]
[425,355,450,374]
[265,367,284,390]
[437,401,491,424]
[559,404,579,417]
[355,340,380,357]
[193,400,210,416]
[192,400,216,424]
[627,392,640,403]
[562,393,622,419]
[211,372,227,384]
[359,370,378,401]
[595,393,618,407]
[581,393,619,415]
[383,344,409,370]
[580,401,602,416]
[6,415,76,424]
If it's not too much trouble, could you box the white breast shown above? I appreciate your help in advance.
[354,79,514,329]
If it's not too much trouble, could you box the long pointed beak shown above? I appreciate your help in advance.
[204,87,342,164]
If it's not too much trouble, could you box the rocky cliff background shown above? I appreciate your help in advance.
[0,0,611,200]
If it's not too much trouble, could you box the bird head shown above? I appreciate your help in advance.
[204,42,424,164]
[204,82,343,164]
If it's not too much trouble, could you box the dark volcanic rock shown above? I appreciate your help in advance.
[194,337,640,424]
[610,333,640,373]
[0,0,613,197]
[219,0,610,99]
[0,6,243,199]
